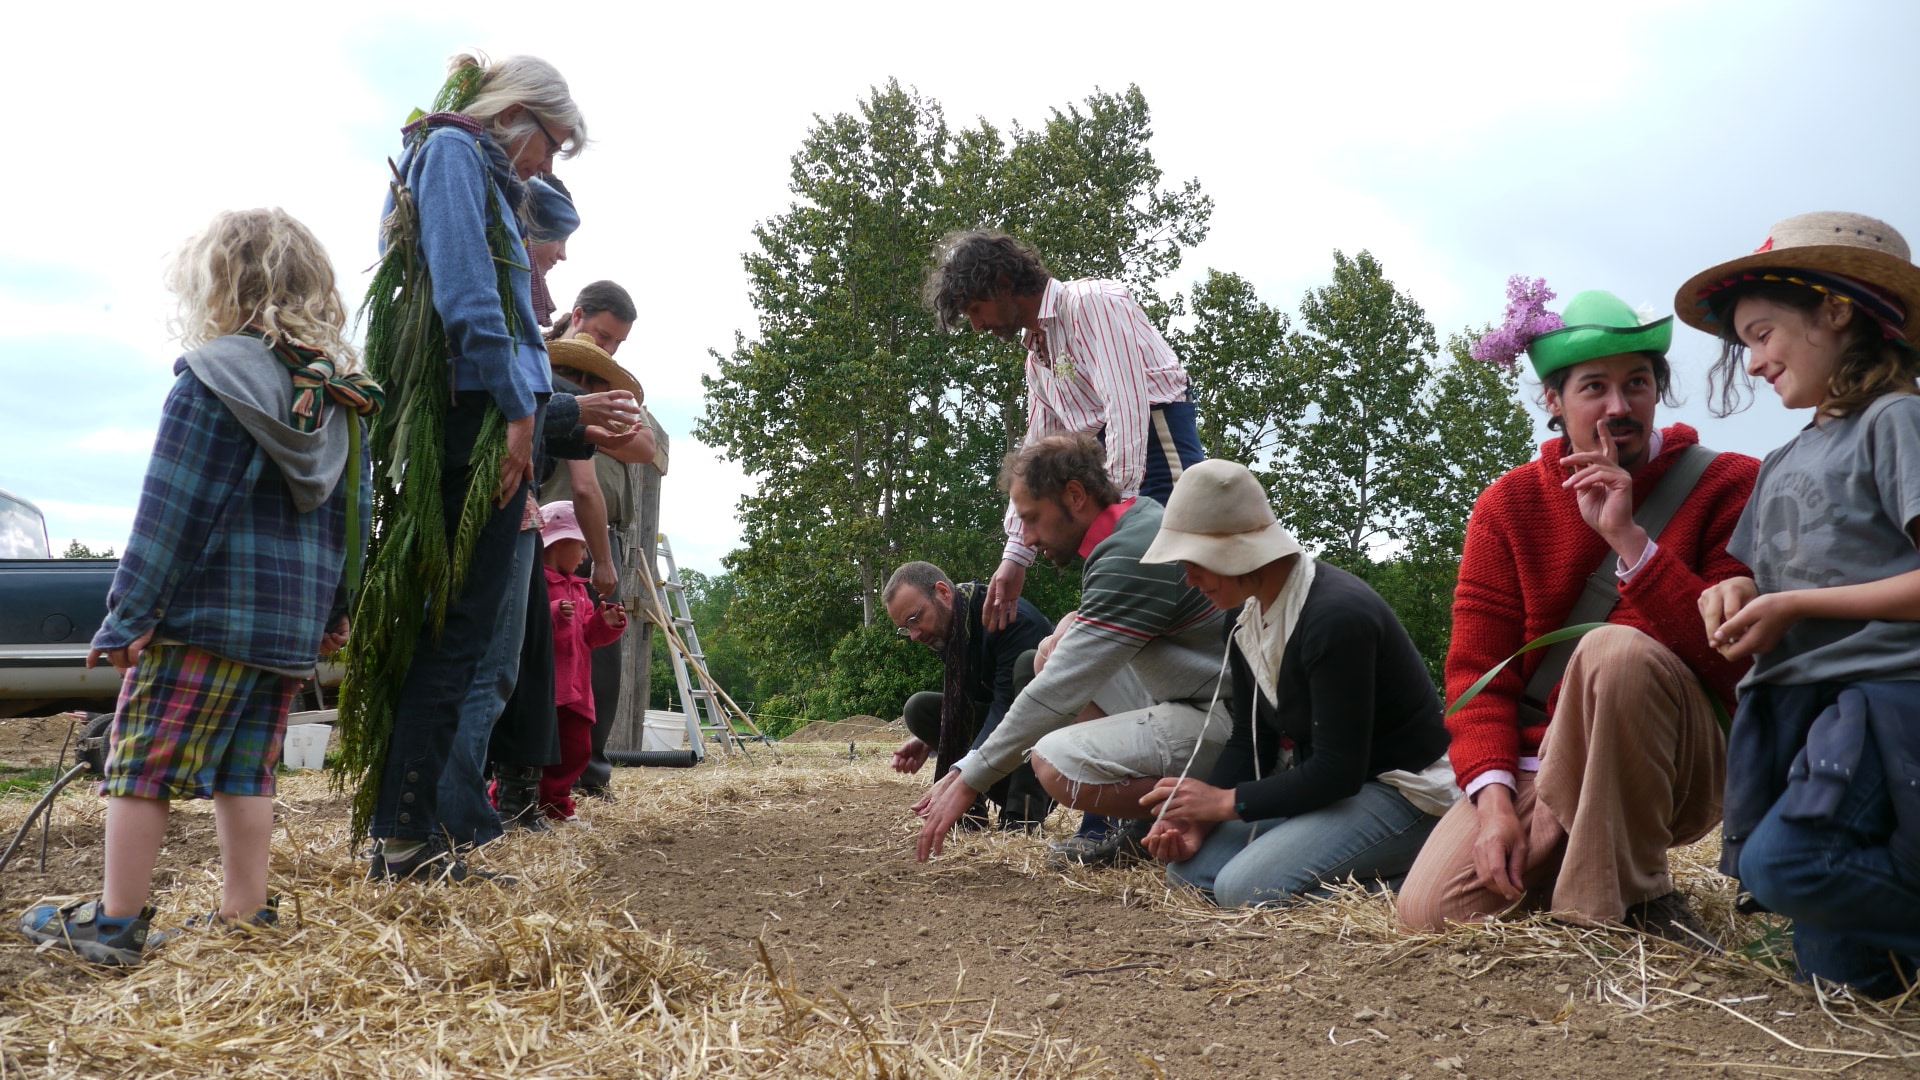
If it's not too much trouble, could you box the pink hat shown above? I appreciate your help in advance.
[539,500,588,546]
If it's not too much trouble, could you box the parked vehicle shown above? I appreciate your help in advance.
[0,488,343,719]
[0,488,120,718]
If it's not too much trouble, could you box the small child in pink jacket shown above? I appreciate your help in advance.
[538,502,627,820]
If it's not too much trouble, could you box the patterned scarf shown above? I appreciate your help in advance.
[250,334,385,431]
[933,582,979,776]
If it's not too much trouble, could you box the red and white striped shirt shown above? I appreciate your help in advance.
[1003,278,1191,565]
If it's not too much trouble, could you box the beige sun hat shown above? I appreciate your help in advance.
[547,335,642,402]
[1675,211,1920,338]
[1140,459,1303,577]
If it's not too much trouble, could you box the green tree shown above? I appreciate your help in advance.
[1175,256,1531,683]
[62,540,114,558]
[1381,333,1534,682]
[699,80,1210,707]
[818,621,941,722]
[1276,250,1441,570]
[1169,269,1299,470]
[650,569,759,713]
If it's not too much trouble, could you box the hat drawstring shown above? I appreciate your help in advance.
[1151,633,1237,829]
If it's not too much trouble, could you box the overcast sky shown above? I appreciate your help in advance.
[4,1,1916,573]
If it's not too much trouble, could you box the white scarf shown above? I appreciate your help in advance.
[1233,553,1316,708]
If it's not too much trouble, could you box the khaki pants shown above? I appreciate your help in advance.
[1398,625,1725,928]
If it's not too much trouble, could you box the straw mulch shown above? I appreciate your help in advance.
[0,770,1108,1079]
[780,716,903,745]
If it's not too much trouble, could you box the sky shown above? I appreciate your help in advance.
[3,1,1917,574]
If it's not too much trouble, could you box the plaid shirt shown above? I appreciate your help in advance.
[93,365,371,675]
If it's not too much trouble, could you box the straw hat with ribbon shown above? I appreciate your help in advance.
[1140,459,1303,576]
[1675,211,1920,344]
[547,335,642,401]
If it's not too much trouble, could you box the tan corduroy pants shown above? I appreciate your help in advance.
[1398,625,1725,929]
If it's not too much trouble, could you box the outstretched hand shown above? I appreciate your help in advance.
[914,771,981,861]
[892,737,931,775]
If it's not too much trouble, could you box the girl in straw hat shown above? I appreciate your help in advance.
[1134,459,1459,906]
[1685,211,1920,996]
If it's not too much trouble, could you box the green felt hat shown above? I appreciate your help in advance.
[1525,290,1673,379]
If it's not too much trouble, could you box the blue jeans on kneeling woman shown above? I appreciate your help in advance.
[1169,780,1440,906]
[1727,681,1920,998]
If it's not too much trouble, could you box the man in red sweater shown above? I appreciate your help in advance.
[1398,290,1758,947]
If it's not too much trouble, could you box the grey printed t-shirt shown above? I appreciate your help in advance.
[1728,392,1920,687]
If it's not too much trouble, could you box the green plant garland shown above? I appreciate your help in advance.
[332,62,524,840]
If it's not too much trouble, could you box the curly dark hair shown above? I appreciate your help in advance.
[1704,278,1920,418]
[1538,352,1678,432]
[924,230,1051,331]
[996,433,1119,507]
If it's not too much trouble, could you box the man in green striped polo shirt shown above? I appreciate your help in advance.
[914,433,1233,866]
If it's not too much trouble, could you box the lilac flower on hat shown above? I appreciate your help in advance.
[1470,276,1563,368]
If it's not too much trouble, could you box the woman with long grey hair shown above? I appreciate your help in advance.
[337,52,586,881]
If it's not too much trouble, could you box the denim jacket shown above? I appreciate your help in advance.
[1723,681,1920,886]
[386,125,549,421]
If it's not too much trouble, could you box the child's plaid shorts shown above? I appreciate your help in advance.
[102,643,300,800]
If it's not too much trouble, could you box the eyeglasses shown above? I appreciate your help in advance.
[531,113,567,157]
[894,600,931,637]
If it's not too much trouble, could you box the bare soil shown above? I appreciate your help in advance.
[1,716,1914,1078]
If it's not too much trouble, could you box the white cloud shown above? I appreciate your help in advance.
[5,0,1916,583]
[64,427,159,455]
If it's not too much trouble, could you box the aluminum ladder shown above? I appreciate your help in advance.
[652,535,736,755]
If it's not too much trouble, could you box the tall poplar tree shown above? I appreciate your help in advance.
[698,80,1210,699]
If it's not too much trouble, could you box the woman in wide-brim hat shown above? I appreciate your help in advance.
[1133,459,1458,907]
[1685,210,1920,998]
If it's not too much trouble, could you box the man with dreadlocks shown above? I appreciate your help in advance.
[335,52,587,883]
[884,561,1055,832]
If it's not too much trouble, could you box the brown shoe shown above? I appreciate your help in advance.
[1624,891,1720,953]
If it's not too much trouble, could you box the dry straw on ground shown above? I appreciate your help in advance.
[0,764,1105,1079]
[1,735,1916,1077]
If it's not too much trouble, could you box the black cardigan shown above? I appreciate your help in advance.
[1210,564,1448,821]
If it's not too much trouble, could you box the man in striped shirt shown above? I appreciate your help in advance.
[926,231,1204,634]
[913,434,1231,866]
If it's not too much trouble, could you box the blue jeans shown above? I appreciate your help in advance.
[432,526,536,847]
[370,393,537,844]
[1738,729,1920,997]
[1169,780,1439,906]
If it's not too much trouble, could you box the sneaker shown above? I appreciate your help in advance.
[1625,891,1721,953]
[19,898,154,966]
[1046,816,1152,869]
[368,838,516,886]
